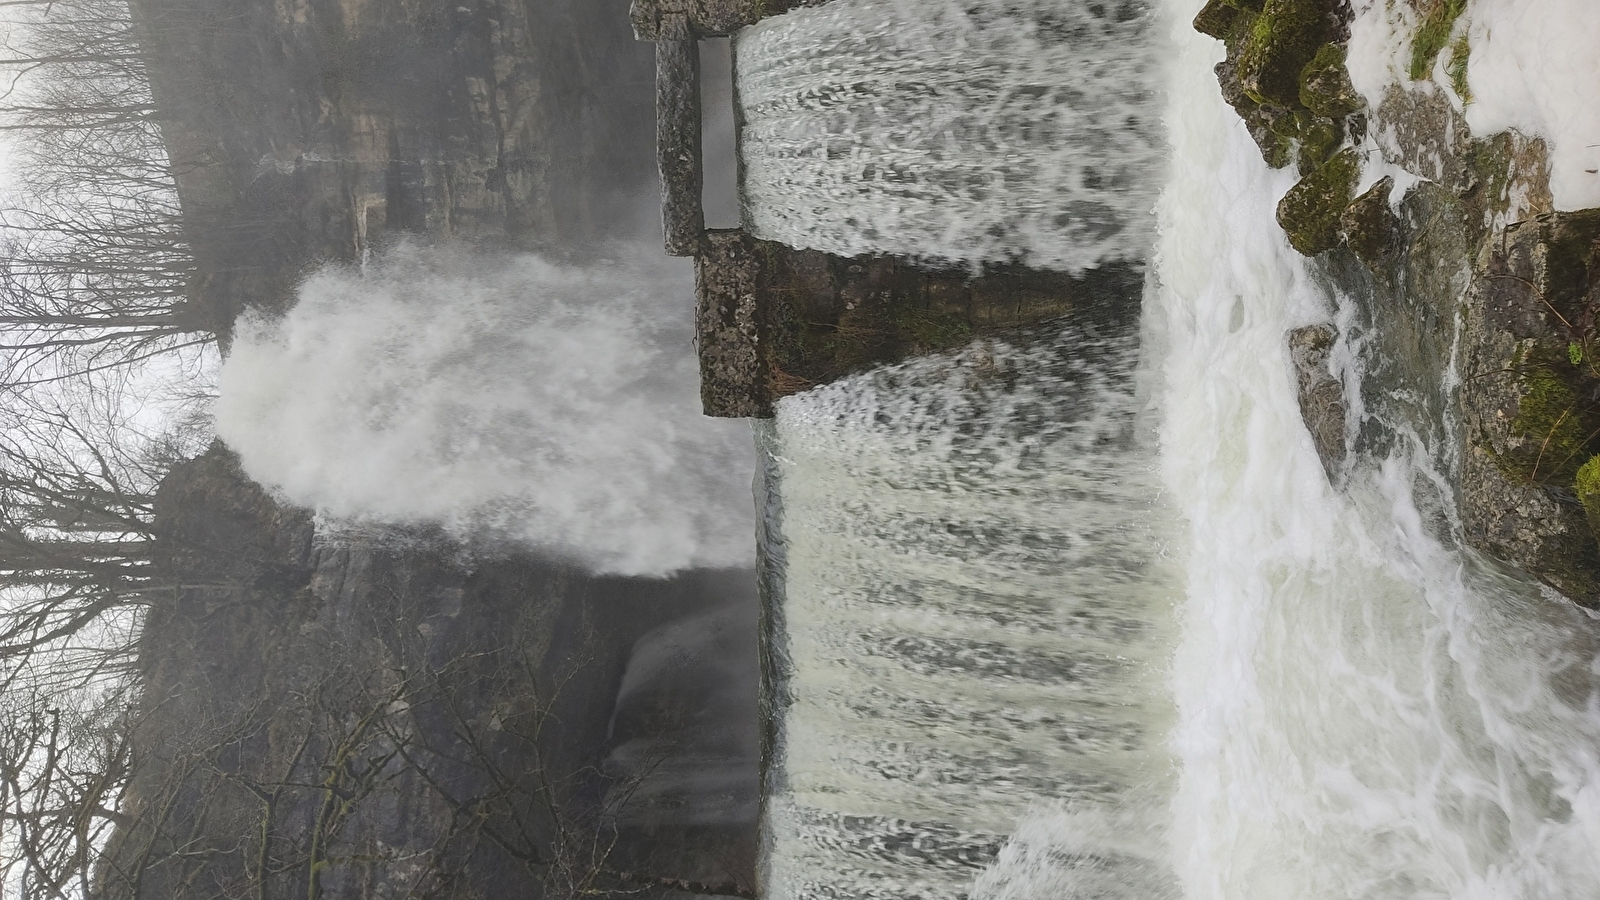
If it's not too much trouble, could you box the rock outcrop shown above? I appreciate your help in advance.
[107,445,757,899]
[1201,1,1600,605]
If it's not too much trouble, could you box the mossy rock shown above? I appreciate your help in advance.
[1277,147,1359,255]
[1300,43,1363,118]
[1499,362,1598,485]
[1340,176,1399,268]
[1193,0,1239,39]
[1214,58,1294,169]
[1577,456,1600,540]
[1237,0,1336,107]
[1295,114,1342,176]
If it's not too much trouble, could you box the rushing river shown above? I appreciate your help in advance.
[741,0,1600,898]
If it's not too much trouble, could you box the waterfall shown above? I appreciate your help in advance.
[1153,11,1600,899]
[759,323,1181,900]
[734,0,1165,272]
[746,0,1600,897]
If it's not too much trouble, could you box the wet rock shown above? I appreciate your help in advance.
[1287,324,1347,480]
[1193,0,1240,39]
[1459,211,1600,606]
[1340,176,1399,268]
[1215,57,1294,169]
[1236,0,1336,107]
[1368,84,1474,194]
[1299,42,1362,119]
[690,233,1140,416]
[1278,147,1360,255]
[1295,113,1343,176]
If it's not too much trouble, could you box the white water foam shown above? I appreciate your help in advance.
[1154,6,1600,898]
[734,0,1165,272]
[761,327,1181,900]
[214,245,755,576]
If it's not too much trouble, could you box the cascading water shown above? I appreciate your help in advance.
[758,321,1181,900]
[734,0,1165,272]
[1154,9,1600,898]
[745,0,1600,898]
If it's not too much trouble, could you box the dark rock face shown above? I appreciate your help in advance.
[108,445,758,898]
[1288,324,1346,480]
[130,0,658,339]
[602,601,759,888]
[1459,212,1600,605]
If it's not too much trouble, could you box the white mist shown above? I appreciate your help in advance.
[215,245,755,576]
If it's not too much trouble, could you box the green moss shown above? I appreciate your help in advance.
[1277,147,1360,255]
[1408,0,1467,82]
[891,306,974,353]
[1295,115,1342,175]
[1193,0,1239,39]
[1577,456,1600,538]
[1237,0,1335,106]
[1446,33,1472,102]
[1299,43,1362,118]
[1504,364,1592,483]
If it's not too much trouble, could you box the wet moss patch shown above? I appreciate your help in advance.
[1278,147,1360,255]
[1299,43,1361,119]
[1236,0,1335,107]
[1408,0,1467,82]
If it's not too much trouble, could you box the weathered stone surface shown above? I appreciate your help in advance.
[696,230,767,416]
[657,29,706,256]
[1299,42,1361,118]
[1340,175,1399,267]
[1215,56,1293,169]
[1368,84,1474,194]
[1194,0,1239,39]
[1278,147,1360,255]
[1460,211,1600,606]
[1288,324,1346,480]
[630,0,761,40]
[689,234,1142,416]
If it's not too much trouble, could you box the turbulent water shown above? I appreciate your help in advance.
[759,325,1180,900]
[214,246,755,576]
[734,0,1164,272]
[747,0,1600,898]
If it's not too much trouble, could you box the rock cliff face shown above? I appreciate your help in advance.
[1198,0,1600,606]
[130,0,659,338]
[108,445,755,898]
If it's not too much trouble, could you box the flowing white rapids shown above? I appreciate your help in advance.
[214,245,755,577]
[734,0,1164,272]
[750,0,1600,898]
[759,325,1181,900]
[1155,8,1600,899]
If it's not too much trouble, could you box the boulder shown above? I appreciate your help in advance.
[1288,324,1347,480]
